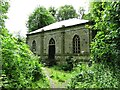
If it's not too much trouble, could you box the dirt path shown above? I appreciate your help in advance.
[41,67,71,88]
[41,67,55,88]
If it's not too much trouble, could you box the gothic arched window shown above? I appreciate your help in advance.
[32,40,36,52]
[49,38,55,45]
[73,35,80,53]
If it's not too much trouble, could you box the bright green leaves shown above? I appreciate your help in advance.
[90,2,120,64]
[27,6,56,32]
[0,0,9,29]
[0,1,9,14]
[1,0,49,88]
[67,63,120,88]
[2,34,46,88]
[67,1,120,89]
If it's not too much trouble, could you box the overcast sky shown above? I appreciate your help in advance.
[5,0,90,37]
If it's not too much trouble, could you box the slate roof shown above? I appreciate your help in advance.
[28,18,89,35]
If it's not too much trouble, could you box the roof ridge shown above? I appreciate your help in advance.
[28,18,89,35]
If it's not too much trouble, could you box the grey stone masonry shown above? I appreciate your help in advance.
[26,19,92,65]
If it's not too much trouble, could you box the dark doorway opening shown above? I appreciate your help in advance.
[48,38,56,66]
[49,45,55,60]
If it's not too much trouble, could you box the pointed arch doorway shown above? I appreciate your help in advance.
[48,38,56,65]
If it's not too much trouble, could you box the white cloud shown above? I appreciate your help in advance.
[5,0,89,37]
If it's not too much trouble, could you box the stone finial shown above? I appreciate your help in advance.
[41,29,44,32]
[62,25,65,28]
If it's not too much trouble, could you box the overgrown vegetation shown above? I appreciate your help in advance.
[61,57,74,71]
[1,33,50,88]
[1,0,49,88]
[67,1,120,89]
[1,0,120,89]
[67,63,120,89]
[90,1,120,64]
[45,65,83,88]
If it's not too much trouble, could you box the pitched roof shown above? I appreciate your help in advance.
[28,18,89,35]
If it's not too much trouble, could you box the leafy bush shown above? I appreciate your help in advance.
[1,29,50,88]
[62,56,74,71]
[67,1,120,89]
[90,1,120,65]
[1,0,49,88]
[67,63,120,89]
[62,57,84,71]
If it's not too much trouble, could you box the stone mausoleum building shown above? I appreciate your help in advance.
[26,18,92,65]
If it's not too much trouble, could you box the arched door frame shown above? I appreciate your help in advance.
[32,40,36,54]
[48,38,56,65]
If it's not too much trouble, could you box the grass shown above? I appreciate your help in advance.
[42,61,120,88]
[31,78,50,88]
[44,64,86,88]
[67,63,120,88]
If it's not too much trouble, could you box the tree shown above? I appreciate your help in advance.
[27,6,56,32]
[90,1,120,65]
[57,5,78,21]
[48,6,57,21]
[78,7,85,19]
[0,0,9,31]
[48,6,57,17]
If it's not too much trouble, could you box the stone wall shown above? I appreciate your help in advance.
[26,24,91,65]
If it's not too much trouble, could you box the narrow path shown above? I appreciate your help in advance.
[41,67,55,88]
[41,67,71,88]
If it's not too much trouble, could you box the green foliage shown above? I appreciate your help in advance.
[67,2,120,89]
[57,5,78,21]
[67,63,120,89]
[90,2,120,64]
[27,6,56,32]
[45,65,82,87]
[61,57,85,71]
[1,0,49,88]
[48,5,85,21]
[48,6,57,17]
[82,13,91,20]
[0,0,9,28]
[78,7,85,19]
[1,29,50,88]
[62,57,74,71]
